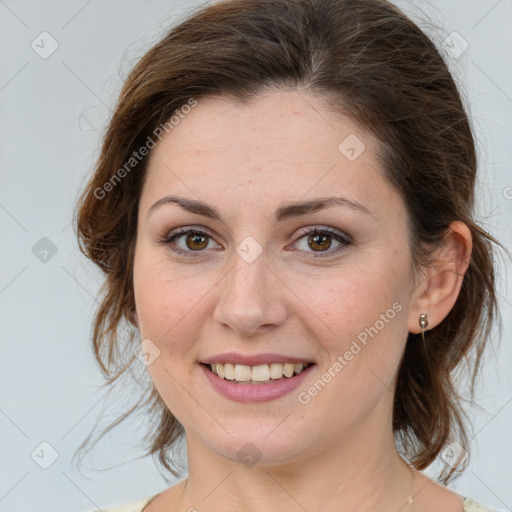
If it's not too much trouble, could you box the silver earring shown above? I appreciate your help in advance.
[419,313,428,341]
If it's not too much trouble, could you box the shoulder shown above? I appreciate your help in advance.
[464,496,499,512]
[88,493,159,512]
[86,493,498,512]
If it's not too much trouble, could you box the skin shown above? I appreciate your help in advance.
[132,89,472,512]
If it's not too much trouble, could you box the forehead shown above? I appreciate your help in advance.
[140,90,403,224]
[150,90,371,158]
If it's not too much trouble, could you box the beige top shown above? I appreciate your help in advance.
[90,494,498,511]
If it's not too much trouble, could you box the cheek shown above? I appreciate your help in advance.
[132,248,209,419]
[294,260,407,340]
[295,253,410,388]
[295,267,409,431]
[133,246,211,339]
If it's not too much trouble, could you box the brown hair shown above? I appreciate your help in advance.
[74,0,501,483]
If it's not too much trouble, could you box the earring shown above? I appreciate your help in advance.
[419,313,428,341]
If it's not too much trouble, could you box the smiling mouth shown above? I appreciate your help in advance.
[202,362,313,384]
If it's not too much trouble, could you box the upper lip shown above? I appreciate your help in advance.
[202,353,314,366]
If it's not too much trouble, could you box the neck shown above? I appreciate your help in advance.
[178,417,416,512]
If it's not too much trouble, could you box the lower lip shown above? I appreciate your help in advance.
[201,364,315,403]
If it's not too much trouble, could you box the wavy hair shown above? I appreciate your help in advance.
[74,0,502,483]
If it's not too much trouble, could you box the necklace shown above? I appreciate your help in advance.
[406,464,416,510]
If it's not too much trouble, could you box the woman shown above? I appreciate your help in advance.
[75,0,501,510]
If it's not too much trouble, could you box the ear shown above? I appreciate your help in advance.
[407,221,472,334]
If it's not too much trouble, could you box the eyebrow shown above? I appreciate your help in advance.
[147,195,371,221]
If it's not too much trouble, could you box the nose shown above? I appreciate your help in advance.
[213,247,288,337]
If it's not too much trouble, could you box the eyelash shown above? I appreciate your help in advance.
[157,226,352,259]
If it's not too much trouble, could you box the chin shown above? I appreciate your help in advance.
[196,419,317,468]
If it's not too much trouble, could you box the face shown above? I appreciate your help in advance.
[133,90,418,467]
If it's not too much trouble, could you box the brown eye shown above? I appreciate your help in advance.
[308,232,332,251]
[158,227,219,257]
[291,227,352,258]
[185,232,209,250]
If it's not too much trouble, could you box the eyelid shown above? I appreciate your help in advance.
[158,225,352,258]
[292,225,352,244]
[155,225,220,258]
[286,226,352,258]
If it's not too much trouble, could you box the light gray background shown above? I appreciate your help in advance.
[1,1,511,511]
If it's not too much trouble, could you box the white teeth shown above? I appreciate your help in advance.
[252,364,271,382]
[224,363,235,380]
[283,363,294,378]
[209,362,311,382]
[234,364,252,381]
[269,363,283,379]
